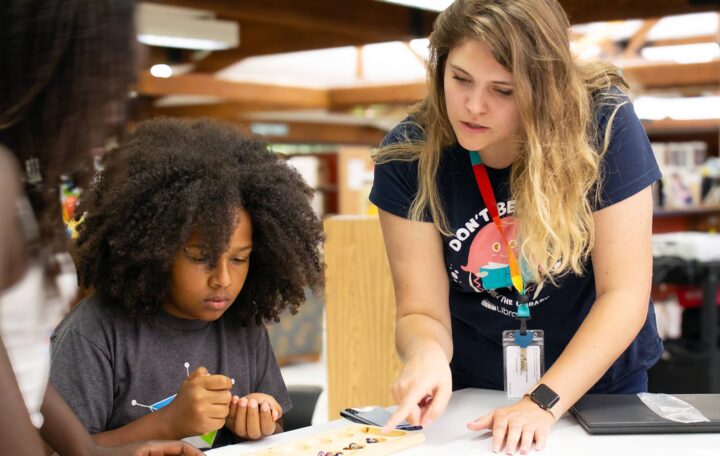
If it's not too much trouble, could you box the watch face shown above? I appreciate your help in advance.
[532,384,559,409]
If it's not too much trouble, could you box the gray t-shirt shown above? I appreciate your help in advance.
[49,295,291,449]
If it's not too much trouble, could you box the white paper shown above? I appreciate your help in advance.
[505,345,541,398]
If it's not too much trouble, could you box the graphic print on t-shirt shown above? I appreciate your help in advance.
[447,203,549,318]
[461,216,519,292]
[131,362,217,448]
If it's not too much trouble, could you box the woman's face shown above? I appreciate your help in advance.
[443,39,522,165]
[164,208,253,321]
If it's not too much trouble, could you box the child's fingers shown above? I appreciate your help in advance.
[246,393,282,419]
[226,396,238,426]
[267,398,282,418]
[235,397,249,437]
[245,399,262,440]
[187,366,208,380]
[207,389,232,406]
[201,374,233,391]
[271,408,279,421]
[208,403,231,420]
[260,402,275,436]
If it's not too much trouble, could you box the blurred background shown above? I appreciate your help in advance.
[65,0,720,429]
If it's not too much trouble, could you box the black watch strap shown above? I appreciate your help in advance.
[529,384,560,411]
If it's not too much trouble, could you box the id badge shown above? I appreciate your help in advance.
[502,329,545,398]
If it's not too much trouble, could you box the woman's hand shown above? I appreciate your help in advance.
[226,392,282,440]
[467,396,557,454]
[382,346,452,432]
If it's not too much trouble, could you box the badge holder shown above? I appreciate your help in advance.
[503,302,545,398]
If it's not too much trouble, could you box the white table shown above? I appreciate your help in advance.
[207,388,720,456]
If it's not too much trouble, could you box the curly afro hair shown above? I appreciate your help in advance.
[75,117,324,325]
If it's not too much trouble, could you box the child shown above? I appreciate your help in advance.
[50,118,325,450]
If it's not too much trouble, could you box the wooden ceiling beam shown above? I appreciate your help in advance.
[135,72,329,109]
[154,0,716,32]
[252,121,386,145]
[152,0,435,42]
[559,0,718,24]
[623,19,660,59]
[648,35,719,47]
[329,83,428,109]
[142,102,277,121]
[151,0,716,35]
[622,60,720,89]
[145,102,385,144]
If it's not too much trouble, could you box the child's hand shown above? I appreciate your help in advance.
[226,392,283,440]
[162,366,233,439]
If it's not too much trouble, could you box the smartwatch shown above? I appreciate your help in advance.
[528,384,560,413]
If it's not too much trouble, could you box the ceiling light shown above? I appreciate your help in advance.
[136,3,239,50]
[640,43,720,64]
[646,12,719,41]
[150,64,173,78]
[375,0,453,12]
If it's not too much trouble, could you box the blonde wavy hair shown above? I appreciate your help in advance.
[374,0,628,286]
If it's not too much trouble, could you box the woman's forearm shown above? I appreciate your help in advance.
[396,313,454,363]
[538,289,648,416]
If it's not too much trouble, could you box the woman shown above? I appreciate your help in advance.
[370,0,662,453]
[0,1,201,454]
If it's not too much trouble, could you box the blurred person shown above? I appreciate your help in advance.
[0,1,202,454]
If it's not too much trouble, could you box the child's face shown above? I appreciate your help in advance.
[164,208,253,321]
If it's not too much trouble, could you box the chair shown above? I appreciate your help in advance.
[283,385,323,431]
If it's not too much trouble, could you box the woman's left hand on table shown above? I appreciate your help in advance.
[466,396,557,454]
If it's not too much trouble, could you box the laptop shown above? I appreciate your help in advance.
[571,394,720,434]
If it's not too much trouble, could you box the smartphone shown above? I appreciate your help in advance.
[340,407,423,431]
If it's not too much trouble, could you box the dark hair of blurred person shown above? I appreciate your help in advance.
[0,1,202,454]
[0,0,136,249]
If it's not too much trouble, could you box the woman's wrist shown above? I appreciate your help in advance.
[396,314,453,363]
[405,340,449,365]
[521,395,559,422]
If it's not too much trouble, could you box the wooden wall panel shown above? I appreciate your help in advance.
[337,146,376,215]
[325,216,402,419]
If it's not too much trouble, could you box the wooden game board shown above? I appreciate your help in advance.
[244,424,425,456]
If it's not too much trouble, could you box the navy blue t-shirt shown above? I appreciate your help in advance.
[370,95,663,393]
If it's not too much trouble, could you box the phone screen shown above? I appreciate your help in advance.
[341,407,421,430]
[355,408,394,426]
